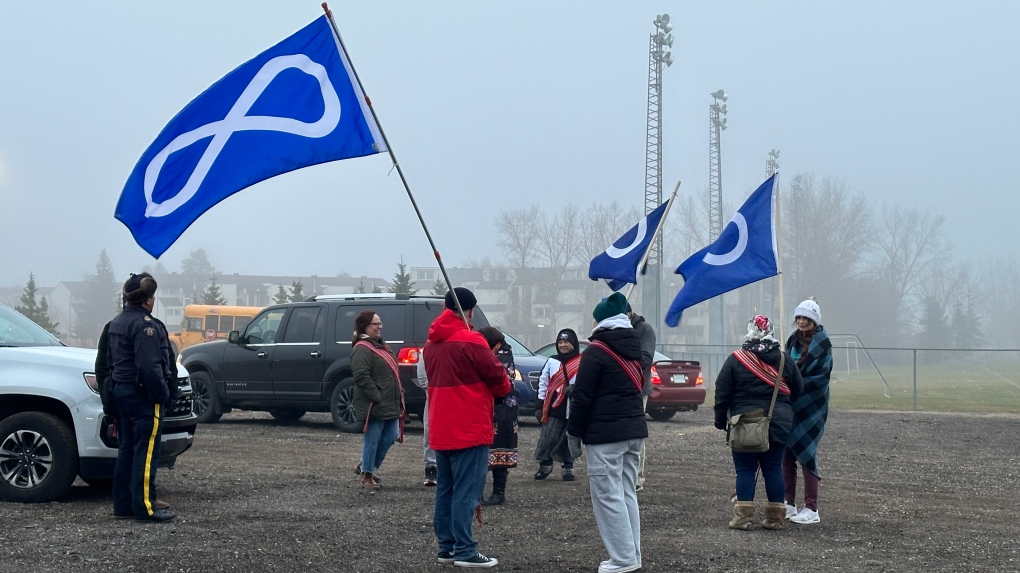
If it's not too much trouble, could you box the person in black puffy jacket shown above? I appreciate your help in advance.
[714,315,803,531]
[567,293,650,573]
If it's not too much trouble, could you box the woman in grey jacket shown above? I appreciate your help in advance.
[351,310,404,490]
[713,315,803,530]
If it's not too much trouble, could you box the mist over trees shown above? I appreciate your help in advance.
[73,249,120,344]
[490,172,1015,348]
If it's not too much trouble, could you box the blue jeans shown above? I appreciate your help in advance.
[434,445,489,560]
[361,418,399,474]
[732,441,786,503]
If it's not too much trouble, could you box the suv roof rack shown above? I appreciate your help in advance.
[309,293,409,302]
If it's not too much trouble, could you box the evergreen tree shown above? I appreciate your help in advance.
[388,260,417,295]
[274,285,290,304]
[74,249,119,343]
[181,249,216,277]
[951,292,985,349]
[15,273,60,335]
[201,275,228,305]
[357,278,366,294]
[289,280,305,302]
[432,276,448,296]
[917,294,948,349]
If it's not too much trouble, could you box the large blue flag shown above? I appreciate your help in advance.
[116,16,386,258]
[588,202,669,291]
[665,175,778,327]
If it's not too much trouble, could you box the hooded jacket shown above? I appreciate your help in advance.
[424,309,511,451]
[567,321,650,445]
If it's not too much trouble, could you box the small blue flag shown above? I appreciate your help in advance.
[116,16,386,258]
[588,202,669,291]
[665,175,779,327]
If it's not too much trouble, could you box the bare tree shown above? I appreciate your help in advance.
[979,256,1020,346]
[495,206,542,269]
[870,203,949,335]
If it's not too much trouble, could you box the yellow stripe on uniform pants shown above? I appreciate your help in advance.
[142,403,161,515]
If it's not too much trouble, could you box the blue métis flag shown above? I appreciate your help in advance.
[665,175,778,327]
[588,202,669,291]
[116,16,386,258]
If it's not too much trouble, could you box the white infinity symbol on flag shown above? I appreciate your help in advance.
[703,213,748,266]
[143,54,341,218]
[604,218,649,258]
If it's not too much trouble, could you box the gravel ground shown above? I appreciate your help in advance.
[1,408,1018,573]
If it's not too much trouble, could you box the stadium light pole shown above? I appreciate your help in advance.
[643,13,674,334]
[763,149,780,317]
[708,90,728,347]
[766,148,781,177]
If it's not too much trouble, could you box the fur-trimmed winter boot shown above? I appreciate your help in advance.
[761,502,787,530]
[728,501,756,530]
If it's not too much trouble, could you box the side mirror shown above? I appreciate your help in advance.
[228,331,239,344]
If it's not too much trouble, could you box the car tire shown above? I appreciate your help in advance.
[0,412,79,503]
[270,409,306,423]
[330,377,362,433]
[647,409,677,421]
[191,372,223,424]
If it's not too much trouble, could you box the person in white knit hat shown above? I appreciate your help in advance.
[783,298,832,525]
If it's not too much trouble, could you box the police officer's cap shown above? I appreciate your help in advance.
[124,272,158,304]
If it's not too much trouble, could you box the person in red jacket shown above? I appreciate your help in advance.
[424,287,511,568]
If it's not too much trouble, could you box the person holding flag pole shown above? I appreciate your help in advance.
[116,4,493,565]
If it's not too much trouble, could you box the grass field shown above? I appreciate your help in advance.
[701,351,1020,413]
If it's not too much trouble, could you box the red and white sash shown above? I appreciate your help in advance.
[541,354,581,423]
[732,349,791,395]
[589,340,644,393]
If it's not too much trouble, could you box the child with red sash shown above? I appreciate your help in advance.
[534,329,581,481]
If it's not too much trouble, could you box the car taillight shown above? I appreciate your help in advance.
[397,347,423,364]
[695,373,704,385]
[650,366,660,385]
[84,373,99,392]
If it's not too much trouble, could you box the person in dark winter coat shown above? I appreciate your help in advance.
[477,326,519,506]
[627,303,656,492]
[567,292,650,573]
[783,299,832,525]
[351,310,405,490]
[714,315,803,531]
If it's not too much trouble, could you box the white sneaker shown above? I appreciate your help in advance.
[790,508,820,524]
[598,563,641,573]
[785,504,799,519]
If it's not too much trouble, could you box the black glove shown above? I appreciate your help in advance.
[714,410,728,430]
[565,385,575,397]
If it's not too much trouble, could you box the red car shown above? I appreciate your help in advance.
[534,342,705,421]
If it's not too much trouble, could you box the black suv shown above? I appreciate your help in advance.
[180,293,503,432]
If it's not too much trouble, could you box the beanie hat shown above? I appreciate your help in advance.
[123,272,157,304]
[794,299,821,326]
[593,292,628,323]
[444,287,477,311]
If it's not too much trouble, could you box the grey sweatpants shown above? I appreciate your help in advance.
[585,438,643,568]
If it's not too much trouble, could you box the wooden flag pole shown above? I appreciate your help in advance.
[773,174,788,389]
[321,3,469,325]
[624,180,683,301]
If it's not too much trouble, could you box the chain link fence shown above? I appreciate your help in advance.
[659,336,1020,413]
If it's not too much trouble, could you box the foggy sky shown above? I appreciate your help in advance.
[1,1,1018,288]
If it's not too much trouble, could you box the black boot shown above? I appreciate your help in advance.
[482,468,507,506]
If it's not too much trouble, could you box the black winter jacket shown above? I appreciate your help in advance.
[713,346,804,445]
[567,327,650,445]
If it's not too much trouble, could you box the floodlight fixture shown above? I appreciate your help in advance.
[663,53,674,67]
[711,89,728,102]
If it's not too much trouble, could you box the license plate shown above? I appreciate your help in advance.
[671,374,687,383]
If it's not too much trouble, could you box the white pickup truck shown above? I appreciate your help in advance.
[0,304,197,503]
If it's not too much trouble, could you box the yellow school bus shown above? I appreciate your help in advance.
[169,304,263,353]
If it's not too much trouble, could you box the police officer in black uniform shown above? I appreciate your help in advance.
[107,272,176,522]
